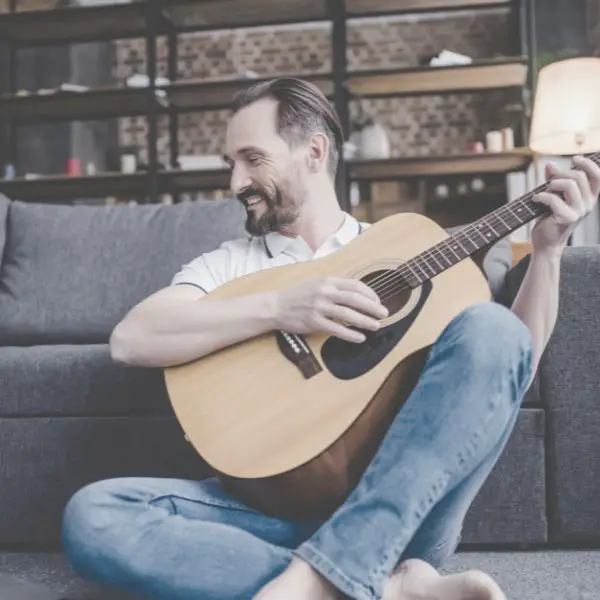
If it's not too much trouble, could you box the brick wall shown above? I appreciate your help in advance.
[113,8,519,164]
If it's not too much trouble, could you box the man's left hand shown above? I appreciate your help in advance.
[531,155,600,254]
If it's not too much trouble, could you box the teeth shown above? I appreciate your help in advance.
[246,196,262,206]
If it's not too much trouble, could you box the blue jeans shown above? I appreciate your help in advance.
[62,302,533,600]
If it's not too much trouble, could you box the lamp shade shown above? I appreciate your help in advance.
[529,57,600,155]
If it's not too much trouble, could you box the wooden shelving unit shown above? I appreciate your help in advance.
[0,151,533,203]
[346,59,528,98]
[163,74,334,113]
[0,172,149,201]
[349,149,533,180]
[0,1,162,45]
[345,0,514,17]
[0,86,165,122]
[164,0,330,31]
[0,0,536,213]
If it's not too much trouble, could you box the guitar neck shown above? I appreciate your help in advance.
[403,151,600,285]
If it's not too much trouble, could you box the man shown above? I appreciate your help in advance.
[62,77,600,600]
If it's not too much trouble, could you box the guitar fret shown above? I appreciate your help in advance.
[505,204,525,225]
[428,249,445,270]
[474,223,492,243]
[495,212,511,230]
[405,261,422,283]
[390,150,600,289]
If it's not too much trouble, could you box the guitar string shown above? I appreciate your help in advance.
[369,151,600,298]
[362,151,600,303]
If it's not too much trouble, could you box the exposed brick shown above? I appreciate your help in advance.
[112,10,516,163]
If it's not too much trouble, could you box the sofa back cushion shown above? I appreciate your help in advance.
[0,198,247,345]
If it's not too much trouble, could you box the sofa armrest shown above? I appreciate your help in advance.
[0,344,170,417]
[501,246,600,540]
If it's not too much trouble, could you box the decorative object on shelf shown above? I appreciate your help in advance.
[429,49,473,67]
[485,130,503,152]
[350,99,391,160]
[66,158,81,177]
[502,127,514,150]
[120,153,137,174]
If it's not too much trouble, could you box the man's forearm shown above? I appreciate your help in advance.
[509,249,562,375]
[110,290,279,368]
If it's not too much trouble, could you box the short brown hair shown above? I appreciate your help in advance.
[232,77,344,178]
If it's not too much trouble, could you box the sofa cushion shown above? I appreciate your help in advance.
[0,198,247,346]
[534,247,600,541]
[461,409,547,545]
[0,344,169,417]
[0,416,211,546]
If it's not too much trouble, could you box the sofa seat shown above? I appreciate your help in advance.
[1,550,598,600]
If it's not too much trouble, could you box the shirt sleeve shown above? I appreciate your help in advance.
[171,242,238,294]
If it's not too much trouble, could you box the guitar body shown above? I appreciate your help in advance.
[164,212,492,520]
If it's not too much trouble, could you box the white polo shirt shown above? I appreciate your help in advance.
[171,211,369,294]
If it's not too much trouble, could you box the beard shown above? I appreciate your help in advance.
[238,182,299,236]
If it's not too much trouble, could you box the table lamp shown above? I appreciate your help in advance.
[528,56,600,246]
[529,56,600,155]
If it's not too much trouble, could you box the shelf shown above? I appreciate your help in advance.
[0,2,161,46]
[0,87,164,122]
[163,74,334,112]
[345,0,514,18]
[0,153,532,203]
[348,150,532,180]
[346,58,528,97]
[0,173,149,202]
[160,168,231,191]
[164,0,329,31]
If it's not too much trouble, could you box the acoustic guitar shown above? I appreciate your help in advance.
[164,153,597,521]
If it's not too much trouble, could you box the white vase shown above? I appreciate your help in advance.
[358,120,391,159]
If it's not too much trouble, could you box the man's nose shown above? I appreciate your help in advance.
[230,163,251,196]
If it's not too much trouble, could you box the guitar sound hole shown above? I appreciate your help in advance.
[360,269,412,316]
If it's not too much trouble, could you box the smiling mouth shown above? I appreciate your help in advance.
[244,195,264,208]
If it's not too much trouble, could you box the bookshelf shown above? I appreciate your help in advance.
[0,0,536,217]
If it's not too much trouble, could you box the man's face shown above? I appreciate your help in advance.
[224,97,309,236]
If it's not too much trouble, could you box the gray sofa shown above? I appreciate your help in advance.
[0,193,598,599]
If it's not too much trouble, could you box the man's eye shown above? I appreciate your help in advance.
[248,155,261,165]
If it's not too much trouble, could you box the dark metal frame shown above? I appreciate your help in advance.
[0,0,537,207]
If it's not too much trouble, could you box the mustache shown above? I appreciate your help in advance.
[237,187,269,204]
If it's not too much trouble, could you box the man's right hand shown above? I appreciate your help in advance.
[273,277,389,344]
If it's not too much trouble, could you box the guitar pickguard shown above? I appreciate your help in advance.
[321,280,432,380]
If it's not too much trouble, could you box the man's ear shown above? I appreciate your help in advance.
[308,132,330,172]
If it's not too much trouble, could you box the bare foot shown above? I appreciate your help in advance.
[383,559,507,600]
[253,557,345,600]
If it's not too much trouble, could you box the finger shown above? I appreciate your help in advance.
[332,290,389,319]
[315,315,366,344]
[573,155,600,200]
[333,277,382,303]
[545,178,586,216]
[533,191,579,224]
[324,303,381,332]
[547,162,592,206]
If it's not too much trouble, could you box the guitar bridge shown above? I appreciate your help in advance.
[276,331,323,379]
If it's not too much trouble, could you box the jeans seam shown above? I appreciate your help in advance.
[147,492,256,514]
[295,543,376,600]
[370,390,518,582]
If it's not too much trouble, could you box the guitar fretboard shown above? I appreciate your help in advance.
[400,151,600,286]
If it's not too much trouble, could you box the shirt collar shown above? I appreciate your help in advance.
[264,212,363,257]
